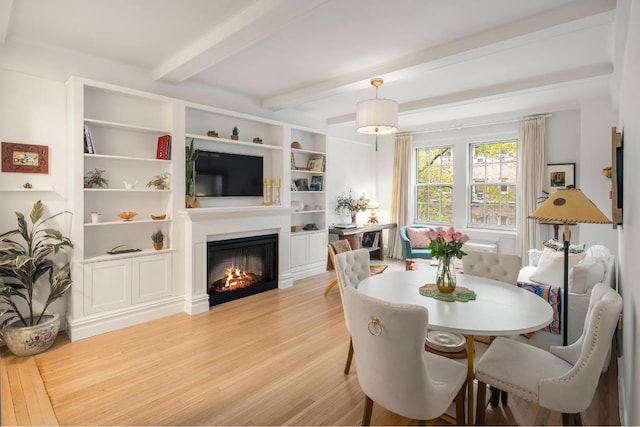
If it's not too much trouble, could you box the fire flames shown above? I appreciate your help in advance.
[219,267,257,291]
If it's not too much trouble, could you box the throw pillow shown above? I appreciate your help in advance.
[529,248,586,286]
[407,227,430,249]
[517,281,562,335]
[569,256,606,294]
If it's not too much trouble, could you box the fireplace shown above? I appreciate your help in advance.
[207,233,278,306]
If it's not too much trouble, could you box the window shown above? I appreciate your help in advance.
[469,140,517,228]
[415,146,454,224]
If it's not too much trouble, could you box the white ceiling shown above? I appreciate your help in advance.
[0,0,618,133]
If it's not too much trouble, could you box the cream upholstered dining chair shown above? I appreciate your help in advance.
[334,248,372,374]
[324,240,388,296]
[475,283,622,426]
[342,286,467,425]
[461,250,522,285]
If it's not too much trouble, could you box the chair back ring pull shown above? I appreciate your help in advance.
[368,317,383,336]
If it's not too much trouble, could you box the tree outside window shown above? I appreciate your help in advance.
[469,140,517,228]
[415,146,454,224]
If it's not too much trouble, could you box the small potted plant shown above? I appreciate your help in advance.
[151,229,164,250]
[230,126,239,140]
[0,200,73,356]
[84,168,109,189]
[146,172,170,190]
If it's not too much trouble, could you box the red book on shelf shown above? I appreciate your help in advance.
[156,135,171,160]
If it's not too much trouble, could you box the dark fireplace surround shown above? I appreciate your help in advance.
[207,233,278,306]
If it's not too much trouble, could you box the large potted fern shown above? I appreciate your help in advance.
[0,200,73,356]
[185,138,200,208]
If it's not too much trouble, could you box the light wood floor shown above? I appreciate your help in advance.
[1,263,621,426]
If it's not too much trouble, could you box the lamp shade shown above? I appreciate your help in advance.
[356,98,398,135]
[529,187,611,224]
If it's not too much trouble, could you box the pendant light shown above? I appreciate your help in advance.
[356,78,398,135]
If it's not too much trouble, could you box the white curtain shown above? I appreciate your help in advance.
[515,117,546,262]
[387,133,413,259]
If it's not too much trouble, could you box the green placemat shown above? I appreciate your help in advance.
[419,284,477,302]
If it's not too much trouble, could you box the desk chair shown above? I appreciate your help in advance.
[475,283,622,426]
[342,286,467,425]
[324,240,387,296]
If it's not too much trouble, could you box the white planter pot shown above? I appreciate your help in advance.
[2,313,61,356]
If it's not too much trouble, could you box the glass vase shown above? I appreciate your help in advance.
[435,256,457,294]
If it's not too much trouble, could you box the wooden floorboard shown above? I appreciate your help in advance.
[1,261,621,425]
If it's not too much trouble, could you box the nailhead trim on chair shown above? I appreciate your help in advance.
[475,372,539,403]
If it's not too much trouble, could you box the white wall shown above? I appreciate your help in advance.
[615,1,639,425]
[0,69,70,318]
[326,136,377,225]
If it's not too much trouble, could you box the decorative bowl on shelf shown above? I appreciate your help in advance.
[117,211,137,221]
[150,214,167,220]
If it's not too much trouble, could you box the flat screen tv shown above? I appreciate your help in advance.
[194,150,263,197]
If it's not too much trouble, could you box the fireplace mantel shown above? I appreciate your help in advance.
[179,206,294,315]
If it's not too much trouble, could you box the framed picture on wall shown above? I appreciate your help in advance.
[546,163,575,192]
[1,142,49,174]
[611,127,623,228]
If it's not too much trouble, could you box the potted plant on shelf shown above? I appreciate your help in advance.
[151,229,164,250]
[84,168,109,188]
[146,172,170,190]
[185,138,200,208]
[231,126,239,140]
[0,200,73,356]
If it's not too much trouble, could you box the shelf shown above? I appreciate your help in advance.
[85,218,171,227]
[0,187,55,192]
[85,118,170,134]
[291,169,325,175]
[291,191,325,194]
[291,148,325,156]
[291,229,327,236]
[292,210,325,214]
[82,247,176,264]
[186,133,283,151]
[84,188,171,193]
[84,153,170,163]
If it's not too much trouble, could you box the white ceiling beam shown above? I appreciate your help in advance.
[0,0,14,44]
[152,0,329,83]
[327,63,613,125]
[263,0,615,110]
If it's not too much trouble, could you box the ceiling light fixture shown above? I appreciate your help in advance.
[356,78,398,135]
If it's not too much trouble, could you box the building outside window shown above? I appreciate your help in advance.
[469,140,517,229]
[415,146,454,224]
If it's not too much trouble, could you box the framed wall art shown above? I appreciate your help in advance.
[546,162,575,192]
[611,127,623,228]
[1,142,49,174]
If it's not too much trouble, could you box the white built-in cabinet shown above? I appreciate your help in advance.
[288,127,328,279]
[65,77,329,340]
[66,78,182,341]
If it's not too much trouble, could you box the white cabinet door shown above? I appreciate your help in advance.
[308,232,328,264]
[132,253,172,304]
[290,234,309,269]
[84,259,132,315]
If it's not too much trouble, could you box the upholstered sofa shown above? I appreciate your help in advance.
[513,244,616,354]
[399,225,434,260]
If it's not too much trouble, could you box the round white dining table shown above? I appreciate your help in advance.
[357,269,554,424]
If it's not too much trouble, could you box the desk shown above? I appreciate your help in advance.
[358,270,553,424]
[328,223,396,261]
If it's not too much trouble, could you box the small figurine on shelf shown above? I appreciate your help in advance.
[23,182,32,189]
[151,229,164,250]
[252,137,263,144]
[84,168,109,189]
[206,130,219,137]
[231,126,239,140]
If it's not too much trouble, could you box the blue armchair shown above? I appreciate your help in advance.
[399,225,434,260]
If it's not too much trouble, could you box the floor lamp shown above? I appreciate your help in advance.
[528,187,611,346]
